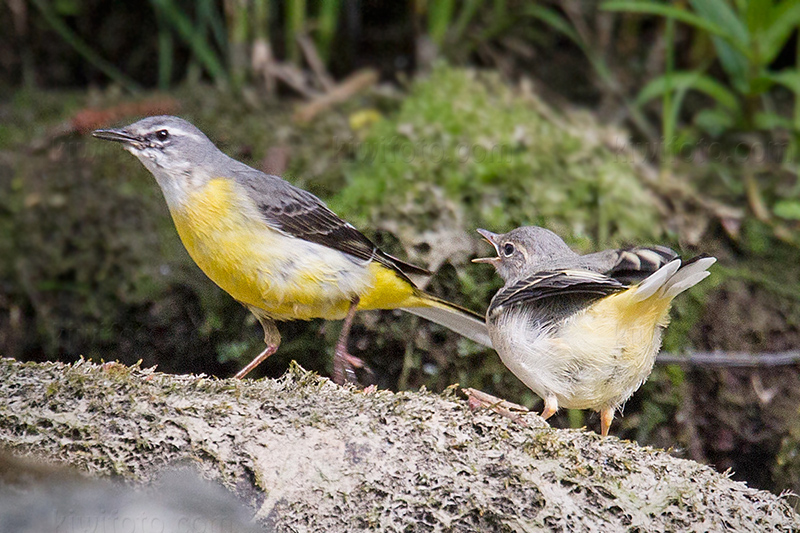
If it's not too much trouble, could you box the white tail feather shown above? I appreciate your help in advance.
[401,306,493,348]
[633,256,716,303]
[663,271,711,299]
[631,259,681,303]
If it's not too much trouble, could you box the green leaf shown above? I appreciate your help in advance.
[196,0,228,56]
[753,111,793,130]
[637,71,740,109]
[428,0,456,47]
[750,74,776,95]
[687,0,752,88]
[694,107,736,137]
[745,0,772,35]
[688,0,750,46]
[526,5,617,88]
[603,1,733,39]
[773,200,800,220]
[765,70,800,94]
[525,5,582,46]
[54,0,82,16]
[686,0,751,86]
[450,0,485,43]
[714,36,751,92]
[149,0,228,84]
[316,0,341,62]
[763,3,800,64]
[30,0,141,92]
[603,0,751,58]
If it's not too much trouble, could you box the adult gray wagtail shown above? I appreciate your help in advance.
[93,115,491,383]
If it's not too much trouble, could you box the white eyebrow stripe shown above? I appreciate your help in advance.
[153,126,205,142]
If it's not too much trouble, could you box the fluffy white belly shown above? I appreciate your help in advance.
[489,307,660,411]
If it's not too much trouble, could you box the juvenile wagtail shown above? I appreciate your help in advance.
[473,226,715,436]
[93,116,491,383]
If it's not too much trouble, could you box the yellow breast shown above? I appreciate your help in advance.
[166,178,420,320]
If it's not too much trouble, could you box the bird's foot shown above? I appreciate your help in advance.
[332,347,374,386]
[463,388,531,427]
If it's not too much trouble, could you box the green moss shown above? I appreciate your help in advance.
[332,66,664,247]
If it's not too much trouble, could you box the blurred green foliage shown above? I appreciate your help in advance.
[604,0,800,226]
[607,0,800,134]
[334,66,664,247]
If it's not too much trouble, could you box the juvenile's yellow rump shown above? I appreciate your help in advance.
[94,116,491,383]
[473,226,715,436]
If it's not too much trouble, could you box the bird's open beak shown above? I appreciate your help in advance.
[472,228,501,264]
[92,128,142,148]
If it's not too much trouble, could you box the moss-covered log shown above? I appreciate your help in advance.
[0,357,797,532]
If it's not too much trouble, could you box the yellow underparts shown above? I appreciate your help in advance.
[586,287,673,352]
[553,285,675,410]
[167,178,427,321]
[575,287,672,366]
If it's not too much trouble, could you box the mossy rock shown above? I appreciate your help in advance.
[0,358,797,532]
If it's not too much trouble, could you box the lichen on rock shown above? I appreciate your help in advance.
[0,358,797,532]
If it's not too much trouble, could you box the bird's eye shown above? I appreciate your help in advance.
[502,243,515,257]
[155,129,169,141]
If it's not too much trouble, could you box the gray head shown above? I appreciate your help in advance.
[473,226,579,282]
[92,115,220,170]
[93,115,233,207]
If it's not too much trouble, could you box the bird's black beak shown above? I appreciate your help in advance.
[472,228,501,265]
[92,128,141,147]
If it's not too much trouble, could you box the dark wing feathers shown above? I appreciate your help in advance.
[490,270,626,315]
[239,171,429,279]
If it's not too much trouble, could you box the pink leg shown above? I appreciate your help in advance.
[600,407,615,437]
[235,313,280,379]
[333,297,367,385]
[234,344,278,379]
[541,395,559,421]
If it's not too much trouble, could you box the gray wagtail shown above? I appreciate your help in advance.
[93,116,491,383]
[472,226,715,436]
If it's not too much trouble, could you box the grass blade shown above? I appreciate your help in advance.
[150,0,228,84]
[450,0,485,43]
[763,3,800,64]
[428,0,456,47]
[316,0,341,63]
[604,1,733,39]
[155,8,175,90]
[286,0,307,64]
[603,0,751,58]
[29,0,141,92]
[637,71,739,110]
